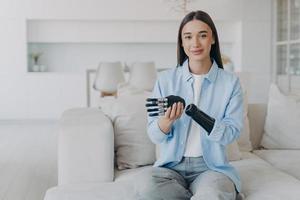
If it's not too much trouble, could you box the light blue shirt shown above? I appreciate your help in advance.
[147,59,244,192]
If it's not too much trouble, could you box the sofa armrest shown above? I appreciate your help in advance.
[248,103,267,150]
[58,108,114,185]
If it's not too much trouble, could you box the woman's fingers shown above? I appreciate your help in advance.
[175,102,182,119]
[164,102,184,121]
[164,105,172,118]
[169,103,177,119]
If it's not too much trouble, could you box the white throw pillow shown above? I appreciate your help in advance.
[101,94,156,170]
[261,84,300,149]
[237,89,252,152]
[236,72,252,152]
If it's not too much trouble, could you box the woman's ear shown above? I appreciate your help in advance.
[212,35,215,45]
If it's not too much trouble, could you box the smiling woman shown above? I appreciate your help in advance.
[177,10,223,72]
[181,20,216,74]
[138,10,244,200]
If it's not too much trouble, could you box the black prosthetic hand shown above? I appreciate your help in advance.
[146,95,186,117]
[185,104,215,135]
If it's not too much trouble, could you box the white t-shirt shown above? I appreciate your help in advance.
[184,73,204,157]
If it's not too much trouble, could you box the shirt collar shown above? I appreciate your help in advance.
[181,59,219,83]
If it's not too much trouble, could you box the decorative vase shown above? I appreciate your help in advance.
[39,65,47,72]
[32,64,40,72]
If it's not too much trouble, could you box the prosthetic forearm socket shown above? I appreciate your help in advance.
[185,104,215,135]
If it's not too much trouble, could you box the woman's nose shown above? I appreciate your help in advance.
[191,37,200,47]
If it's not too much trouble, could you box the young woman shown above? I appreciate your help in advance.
[139,10,244,200]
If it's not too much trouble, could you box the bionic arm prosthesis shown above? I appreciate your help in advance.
[185,104,215,135]
[146,95,215,135]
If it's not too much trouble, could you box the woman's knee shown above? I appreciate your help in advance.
[190,171,236,200]
[135,170,163,199]
[136,167,192,200]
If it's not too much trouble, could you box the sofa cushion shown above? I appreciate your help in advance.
[101,94,155,170]
[45,153,300,200]
[253,150,300,180]
[44,182,136,200]
[231,152,300,199]
[261,84,300,149]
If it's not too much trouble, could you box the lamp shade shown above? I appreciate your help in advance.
[93,62,125,93]
[129,62,157,91]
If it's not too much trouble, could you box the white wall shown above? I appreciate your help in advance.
[240,0,272,103]
[0,0,272,119]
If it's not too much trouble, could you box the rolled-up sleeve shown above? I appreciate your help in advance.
[206,78,244,145]
[147,77,173,144]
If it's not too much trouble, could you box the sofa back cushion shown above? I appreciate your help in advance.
[261,84,300,149]
[247,103,267,149]
[237,89,252,152]
[101,92,156,170]
[236,72,252,152]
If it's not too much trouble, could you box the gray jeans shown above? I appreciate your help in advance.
[136,156,237,200]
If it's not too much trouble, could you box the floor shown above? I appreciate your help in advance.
[0,120,58,200]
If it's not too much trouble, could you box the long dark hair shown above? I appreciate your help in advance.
[177,10,223,69]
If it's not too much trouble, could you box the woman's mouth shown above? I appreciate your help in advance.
[191,49,204,55]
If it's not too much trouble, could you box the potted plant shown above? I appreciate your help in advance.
[29,52,43,72]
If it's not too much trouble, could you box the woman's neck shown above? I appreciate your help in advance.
[188,57,212,75]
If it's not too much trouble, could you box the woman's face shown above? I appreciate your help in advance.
[181,19,215,62]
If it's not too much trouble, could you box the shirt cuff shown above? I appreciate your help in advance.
[152,120,172,142]
[206,119,225,142]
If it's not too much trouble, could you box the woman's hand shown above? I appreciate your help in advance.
[158,102,184,134]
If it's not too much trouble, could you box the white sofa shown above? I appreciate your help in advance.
[44,100,300,200]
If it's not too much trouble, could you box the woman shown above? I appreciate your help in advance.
[139,10,244,200]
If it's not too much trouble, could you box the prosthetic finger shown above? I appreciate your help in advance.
[146,97,168,116]
[146,95,186,117]
[185,104,215,135]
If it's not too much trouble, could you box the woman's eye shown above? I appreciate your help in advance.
[200,34,207,38]
[184,36,192,39]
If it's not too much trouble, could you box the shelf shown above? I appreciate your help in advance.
[27,19,179,43]
[26,19,240,73]
[27,42,178,73]
[27,19,239,44]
